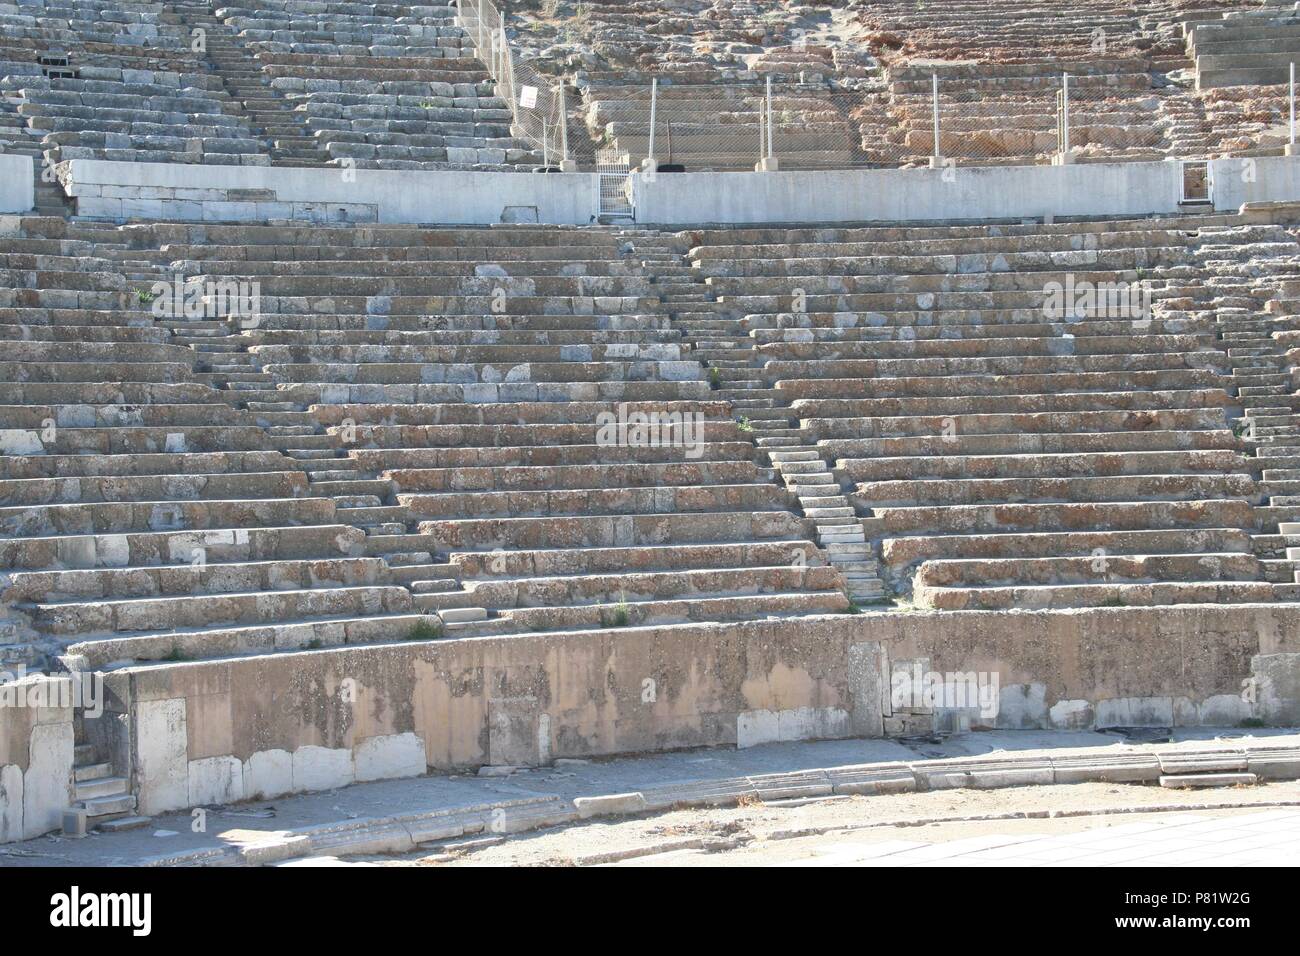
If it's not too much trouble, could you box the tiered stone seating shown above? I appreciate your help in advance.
[866,60,1168,166]
[1190,3,1300,89]
[0,219,423,668]
[516,0,862,170]
[511,0,1283,169]
[0,217,846,670]
[586,79,857,171]
[844,0,1279,164]
[211,0,541,169]
[854,0,1158,64]
[1177,4,1300,158]
[645,213,1300,610]
[0,0,266,171]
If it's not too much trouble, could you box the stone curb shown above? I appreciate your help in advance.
[139,742,1300,866]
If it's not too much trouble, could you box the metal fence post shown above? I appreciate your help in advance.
[931,73,940,160]
[1291,62,1296,147]
[559,84,570,165]
[766,75,773,160]
[1062,71,1070,154]
[501,26,513,100]
[647,77,658,166]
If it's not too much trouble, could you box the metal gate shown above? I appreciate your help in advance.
[595,147,634,220]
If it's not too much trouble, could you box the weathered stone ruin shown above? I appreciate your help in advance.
[2,0,1300,842]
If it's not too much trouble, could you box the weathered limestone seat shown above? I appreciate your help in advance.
[868,60,1167,166]
[0,0,270,170]
[0,217,845,668]
[587,81,858,171]
[674,211,1300,610]
[214,0,542,169]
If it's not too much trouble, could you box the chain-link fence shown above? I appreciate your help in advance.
[457,0,1291,173]
[456,0,577,167]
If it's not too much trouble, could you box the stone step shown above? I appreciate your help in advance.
[80,792,136,818]
[74,761,112,782]
[96,815,153,833]
[75,775,128,802]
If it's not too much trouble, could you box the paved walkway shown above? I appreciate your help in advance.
[2,728,1296,866]
[780,808,1300,866]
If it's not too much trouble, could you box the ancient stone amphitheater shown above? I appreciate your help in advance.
[2,0,1300,842]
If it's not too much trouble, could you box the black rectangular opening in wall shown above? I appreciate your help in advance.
[38,53,75,80]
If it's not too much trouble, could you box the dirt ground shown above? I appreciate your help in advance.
[340,779,1300,867]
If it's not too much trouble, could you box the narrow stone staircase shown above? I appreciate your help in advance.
[634,228,890,605]
[167,1,331,167]
[70,742,145,832]
[1220,296,1300,593]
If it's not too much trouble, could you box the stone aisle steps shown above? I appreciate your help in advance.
[166,0,331,166]
[635,228,890,605]
[769,450,885,603]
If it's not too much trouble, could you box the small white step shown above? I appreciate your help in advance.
[836,554,878,566]
[785,470,833,483]
[74,762,111,782]
[75,776,128,801]
[81,793,136,817]
[97,815,152,833]
[777,461,829,475]
[826,543,872,557]
[790,483,839,496]
[438,607,488,624]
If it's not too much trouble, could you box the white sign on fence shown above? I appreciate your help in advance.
[519,85,538,108]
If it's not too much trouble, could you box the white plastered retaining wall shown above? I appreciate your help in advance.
[61,160,597,224]
[0,153,33,213]
[633,155,1300,225]
[59,155,1300,226]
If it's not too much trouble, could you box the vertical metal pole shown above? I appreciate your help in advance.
[559,84,570,163]
[503,27,515,99]
[477,0,486,53]
[543,126,549,167]
[1062,71,1070,153]
[932,73,940,159]
[648,77,658,165]
[1291,62,1296,146]
[759,76,769,160]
